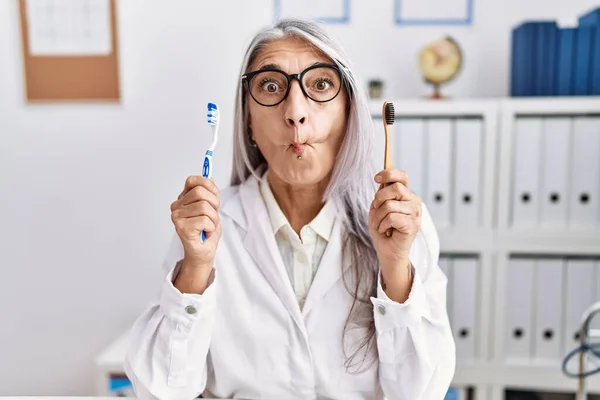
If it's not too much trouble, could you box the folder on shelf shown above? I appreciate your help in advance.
[572,25,596,96]
[563,258,597,359]
[567,116,600,229]
[453,118,483,228]
[505,257,535,362]
[534,22,559,96]
[425,118,453,229]
[395,119,426,199]
[451,257,478,361]
[578,7,600,95]
[539,117,571,229]
[511,118,543,228]
[532,258,564,363]
[511,22,537,96]
[555,28,577,96]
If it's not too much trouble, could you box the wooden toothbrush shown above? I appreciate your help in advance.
[381,101,395,237]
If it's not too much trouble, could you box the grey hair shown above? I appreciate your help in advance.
[230,18,380,372]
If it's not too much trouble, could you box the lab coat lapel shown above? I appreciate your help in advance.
[301,218,350,316]
[237,174,305,331]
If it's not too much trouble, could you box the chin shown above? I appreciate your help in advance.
[278,160,331,186]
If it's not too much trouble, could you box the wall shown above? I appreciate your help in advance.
[0,0,598,395]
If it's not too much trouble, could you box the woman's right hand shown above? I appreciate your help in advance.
[170,176,221,270]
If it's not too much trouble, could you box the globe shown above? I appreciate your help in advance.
[418,36,462,99]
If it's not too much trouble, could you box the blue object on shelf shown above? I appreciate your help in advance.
[535,22,559,96]
[444,387,461,400]
[511,22,537,96]
[573,25,595,95]
[556,28,577,96]
[510,6,600,97]
[578,7,600,95]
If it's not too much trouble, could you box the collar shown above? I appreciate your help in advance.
[259,169,337,241]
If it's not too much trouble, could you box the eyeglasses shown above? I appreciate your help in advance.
[241,63,343,107]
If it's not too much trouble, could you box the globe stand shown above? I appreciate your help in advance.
[425,81,446,100]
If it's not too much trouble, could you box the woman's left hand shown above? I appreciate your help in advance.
[369,168,422,274]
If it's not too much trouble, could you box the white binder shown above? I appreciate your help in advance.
[453,118,483,228]
[451,257,478,361]
[564,258,597,358]
[505,257,535,362]
[568,116,600,229]
[539,117,571,229]
[532,258,564,363]
[511,118,543,228]
[425,118,453,229]
[395,119,426,198]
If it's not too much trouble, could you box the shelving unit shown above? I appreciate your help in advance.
[95,97,600,399]
[371,96,600,400]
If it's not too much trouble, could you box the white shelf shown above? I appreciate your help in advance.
[369,98,499,118]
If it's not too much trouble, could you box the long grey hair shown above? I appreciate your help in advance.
[230,18,380,372]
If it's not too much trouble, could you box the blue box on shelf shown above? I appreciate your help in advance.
[510,6,600,97]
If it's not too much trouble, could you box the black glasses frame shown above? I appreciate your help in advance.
[241,63,344,107]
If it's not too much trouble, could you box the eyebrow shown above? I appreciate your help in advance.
[257,63,281,71]
[256,61,332,72]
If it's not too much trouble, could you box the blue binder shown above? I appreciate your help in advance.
[556,28,577,96]
[578,7,600,95]
[535,22,559,96]
[511,22,537,96]
[572,25,596,95]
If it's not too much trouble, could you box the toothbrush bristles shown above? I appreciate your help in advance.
[384,102,395,125]
[207,102,219,126]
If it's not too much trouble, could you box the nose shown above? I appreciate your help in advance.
[283,80,308,127]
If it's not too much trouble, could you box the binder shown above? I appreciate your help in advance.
[556,28,577,96]
[564,259,597,357]
[453,118,483,228]
[395,119,426,198]
[578,7,600,95]
[534,22,559,96]
[568,116,600,229]
[539,117,571,229]
[573,25,596,96]
[451,257,478,361]
[425,118,453,229]
[511,118,543,228]
[533,258,564,363]
[511,22,537,96]
[505,257,535,361]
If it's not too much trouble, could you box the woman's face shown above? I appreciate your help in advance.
[246,36,348,187]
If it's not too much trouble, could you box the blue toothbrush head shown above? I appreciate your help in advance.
[207,102,219,126]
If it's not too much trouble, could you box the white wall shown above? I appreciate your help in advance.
[0,0,598,396]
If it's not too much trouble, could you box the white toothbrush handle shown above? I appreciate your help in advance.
[200,149,213,242]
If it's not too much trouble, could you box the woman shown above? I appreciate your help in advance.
[124,18,456,400]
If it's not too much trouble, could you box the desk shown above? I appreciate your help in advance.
[94,330,131,396]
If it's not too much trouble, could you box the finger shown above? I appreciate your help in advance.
[178,185,220,210]
[377,213,416,235]
[373,182,413,209]
[173,215,217,240]
[179,176,219,199]
[172,200,219,225]
[373,200,417,226]
[374,169,409,187]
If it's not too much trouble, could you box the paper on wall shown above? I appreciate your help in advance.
[25,0,112,56]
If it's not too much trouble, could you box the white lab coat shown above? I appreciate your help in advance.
[124,171,456,400]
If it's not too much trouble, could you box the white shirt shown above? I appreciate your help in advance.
[124,168,456,400]
[258,170,336,309]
